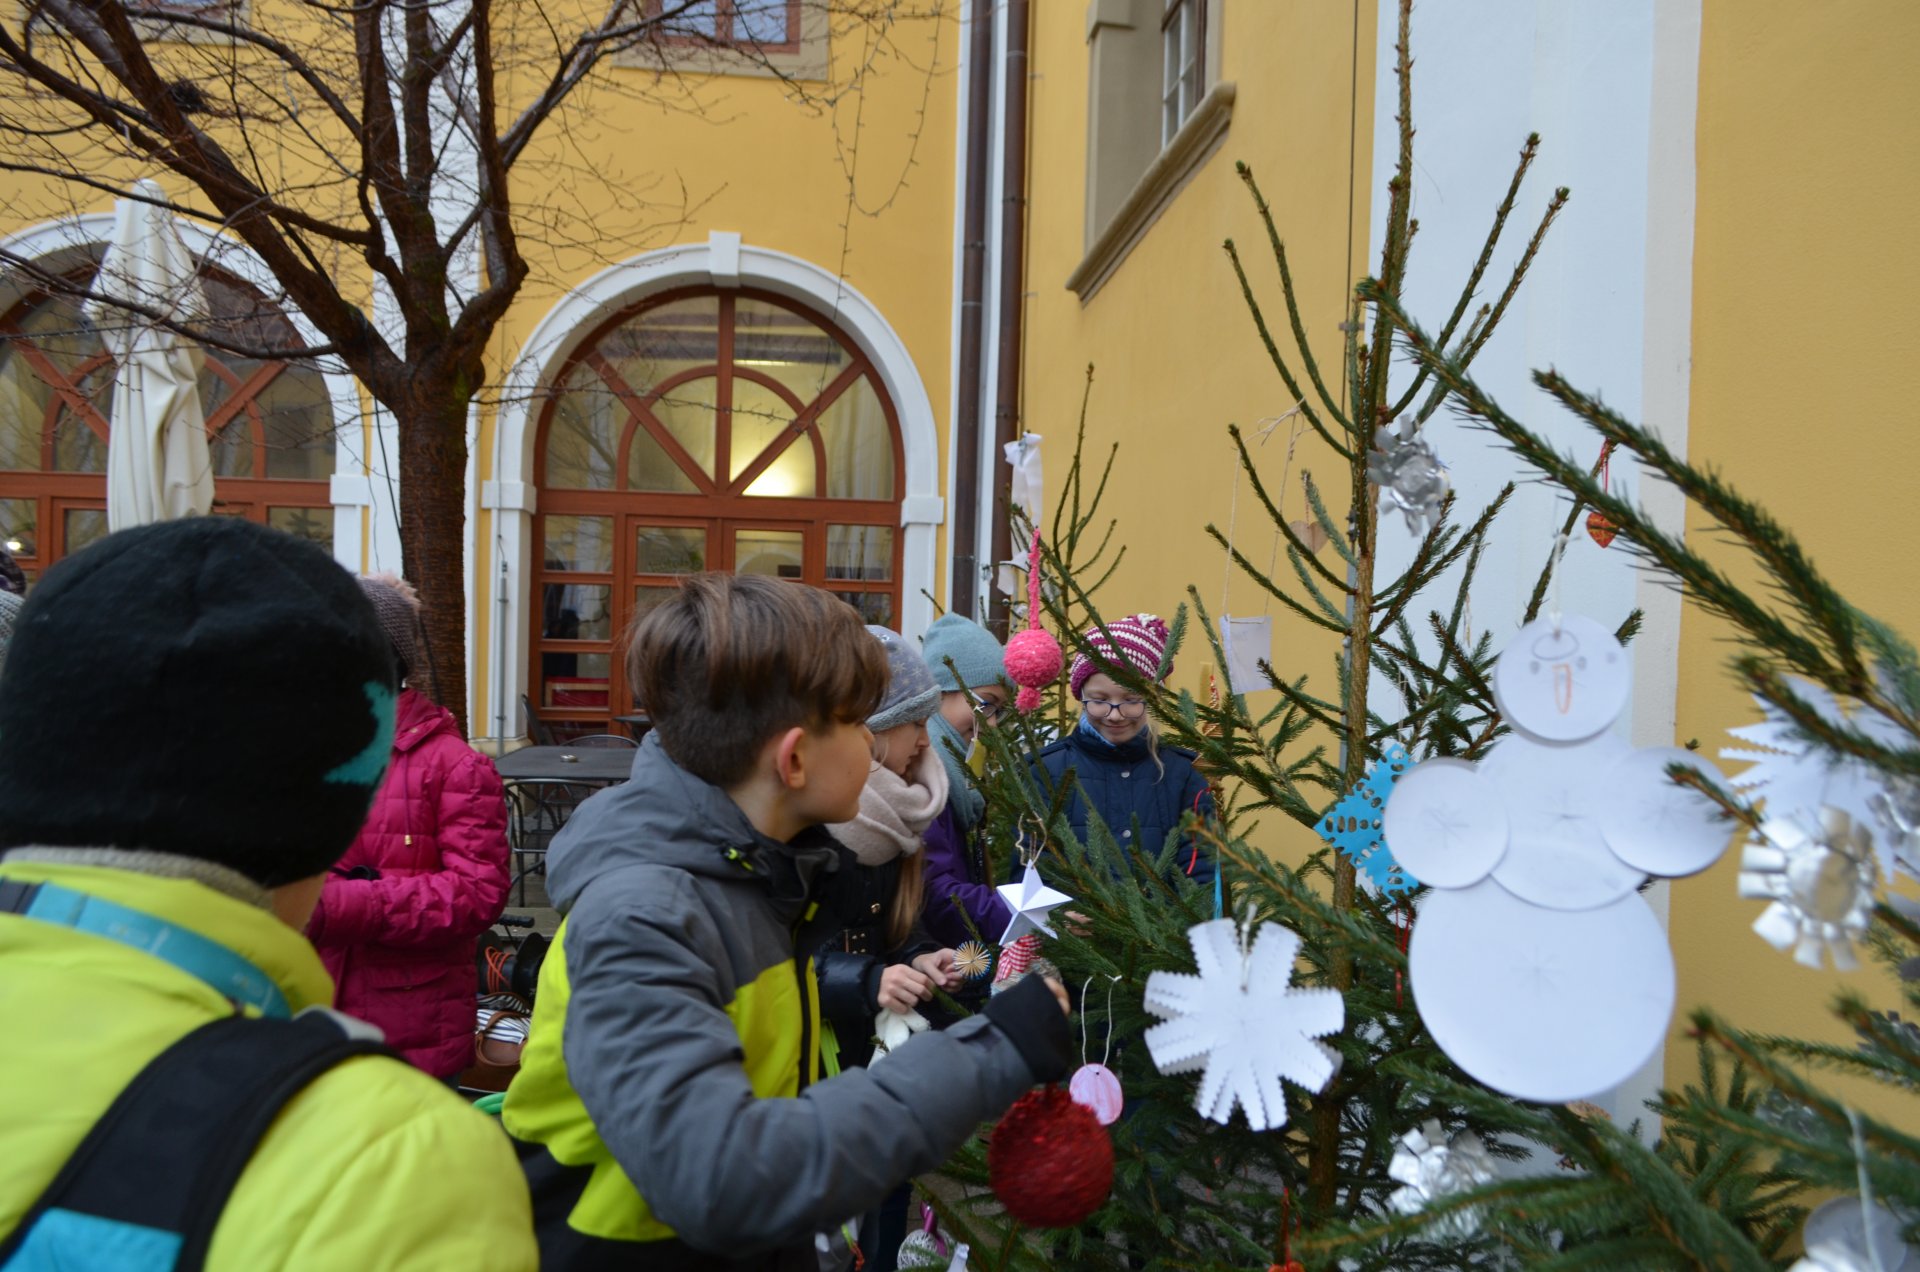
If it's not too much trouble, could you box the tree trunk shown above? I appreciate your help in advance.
[395,384,472,737]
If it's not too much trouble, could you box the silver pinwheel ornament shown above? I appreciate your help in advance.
[1738,808,1878,971]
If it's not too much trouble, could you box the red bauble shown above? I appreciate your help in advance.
[1586,508,1618,548]
[987,1085,1114,1228]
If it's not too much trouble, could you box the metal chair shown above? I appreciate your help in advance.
[521,694,557,747]
[568,733,638,749]
[506,779,591,906]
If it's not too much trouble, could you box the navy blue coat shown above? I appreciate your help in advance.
[1029,723,1217,888]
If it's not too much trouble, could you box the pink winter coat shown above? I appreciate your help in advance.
[308,687,510,1078]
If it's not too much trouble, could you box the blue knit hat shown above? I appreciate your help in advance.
[920,613,1006,693]
[866,624,940,732]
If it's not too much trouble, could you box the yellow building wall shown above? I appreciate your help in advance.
[1020,1,1377,862]
[0,5,957,737]
[468,12,960,734]
[1668,0,1920,1098]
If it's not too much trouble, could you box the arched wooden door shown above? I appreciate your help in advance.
[531,288,904,739]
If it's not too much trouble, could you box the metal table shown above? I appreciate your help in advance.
[612,713,653,742]
[493,745,635,785]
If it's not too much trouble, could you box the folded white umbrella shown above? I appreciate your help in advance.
[86,179,215,531]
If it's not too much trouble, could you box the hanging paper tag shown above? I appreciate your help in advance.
[1004,431,1044,526]
[1218,615,1274,693]
[1069,1062,1125,1125]
[947,1243,971,1271]
[965,735,988,778]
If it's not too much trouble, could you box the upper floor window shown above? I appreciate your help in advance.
[1161,0,1206,146]
[1074,0,1231,300]
[647,0,799,52]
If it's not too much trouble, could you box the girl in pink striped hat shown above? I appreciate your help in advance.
[1029,614,1216,893]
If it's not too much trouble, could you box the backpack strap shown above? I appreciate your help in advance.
[0,1009,392,1271]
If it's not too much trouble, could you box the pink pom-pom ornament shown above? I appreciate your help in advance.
[1007,529,1061,713]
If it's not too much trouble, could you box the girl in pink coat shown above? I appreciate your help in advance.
[308,574,511,1080]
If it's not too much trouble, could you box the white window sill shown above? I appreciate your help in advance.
[1067,80,1236,303]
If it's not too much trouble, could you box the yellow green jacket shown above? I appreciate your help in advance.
[0,855,537,1271]
[503,735,1069,1270]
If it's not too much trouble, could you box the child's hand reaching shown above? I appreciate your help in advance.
[910,949,960,991]
[877,963,935,1014]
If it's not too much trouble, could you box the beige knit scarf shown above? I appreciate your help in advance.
[830,744,951,866]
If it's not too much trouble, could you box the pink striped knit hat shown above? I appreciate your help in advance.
[1069,613,1171,699]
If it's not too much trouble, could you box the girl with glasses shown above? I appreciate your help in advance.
[1030,613,1216,893]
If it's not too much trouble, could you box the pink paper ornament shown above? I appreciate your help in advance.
[1006,528,1062,713]
[1069,1063,1124,1126]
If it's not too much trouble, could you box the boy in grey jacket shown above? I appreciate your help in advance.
[504,573,1071,1271]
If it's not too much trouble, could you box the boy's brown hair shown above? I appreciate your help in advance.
[626,573,889,788]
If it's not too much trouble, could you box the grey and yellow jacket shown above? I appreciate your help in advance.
[503,734,1070,1272]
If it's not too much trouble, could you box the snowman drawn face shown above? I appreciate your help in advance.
[1491,615,1630,744]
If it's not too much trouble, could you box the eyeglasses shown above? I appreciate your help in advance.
[1083,697,1147,720]
[966,690,1005,721]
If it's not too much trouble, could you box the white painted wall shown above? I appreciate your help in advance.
[1368,0,1700,1132]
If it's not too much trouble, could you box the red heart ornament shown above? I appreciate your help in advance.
[1586,508,1618,548]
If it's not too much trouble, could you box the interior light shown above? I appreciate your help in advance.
[4,539,20,553]
[745,446,812,499]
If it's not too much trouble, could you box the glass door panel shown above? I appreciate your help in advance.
[732,527,804,579]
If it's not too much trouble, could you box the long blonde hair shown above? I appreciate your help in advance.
[887,853,927,950]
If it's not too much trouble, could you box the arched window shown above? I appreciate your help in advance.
[533,287,904,738]
[0,255,336,578]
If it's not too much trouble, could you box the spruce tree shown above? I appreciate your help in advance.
[923,1,1917,1267]
[932,2,1570,1265]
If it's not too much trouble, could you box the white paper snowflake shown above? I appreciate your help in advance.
[1722,681,1912,882]
[1142,918,1343,1131]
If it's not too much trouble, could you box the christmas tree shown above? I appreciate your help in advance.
[932,2,1562,1265]
[921,0,1918,1267]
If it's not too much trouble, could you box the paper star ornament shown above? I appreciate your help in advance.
[1142,918,1343,1131]
[996,863,1072,944]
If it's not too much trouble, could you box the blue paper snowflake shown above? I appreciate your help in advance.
[1315,742,1419,896]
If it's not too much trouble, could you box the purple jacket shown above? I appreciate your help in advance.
[921,804,1013,948]
[308,687,511,1078]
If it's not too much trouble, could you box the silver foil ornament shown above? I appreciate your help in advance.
[1386,1118,1496,1239]
[1869,779,1920,954]
[1368,419,1451,536]
[1791,1196,1916,1272]
[1738,809,1878,971]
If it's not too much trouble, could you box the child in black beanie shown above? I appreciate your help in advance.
[0,518,536,1270]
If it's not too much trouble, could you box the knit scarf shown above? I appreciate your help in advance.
[831,744,951,867]
[927,712,984,830]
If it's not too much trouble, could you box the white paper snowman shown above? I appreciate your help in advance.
[1384,615,1736,1102]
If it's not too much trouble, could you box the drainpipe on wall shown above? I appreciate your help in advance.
[986,0,1031,639]
[950,0,996,619]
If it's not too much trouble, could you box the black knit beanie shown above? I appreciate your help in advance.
[0,518,400,886]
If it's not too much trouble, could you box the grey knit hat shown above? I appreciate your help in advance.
[0,590,21,676]
[866,624,940,731]
[357,573,424,683]
[920,612,1006,692]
